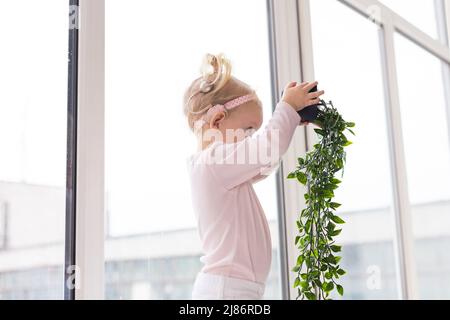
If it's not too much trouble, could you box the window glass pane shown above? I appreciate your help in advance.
[0,1,68,299]
[310,0,400,299]
[379,0,439,40]
[105,0,281,299]
[394,33,450,299]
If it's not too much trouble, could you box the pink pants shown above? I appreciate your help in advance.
[191,271,265,300]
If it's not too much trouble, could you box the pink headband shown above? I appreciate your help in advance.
[193,93,257,130]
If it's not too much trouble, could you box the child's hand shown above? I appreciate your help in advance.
[282,81,324,111]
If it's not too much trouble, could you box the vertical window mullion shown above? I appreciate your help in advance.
[74,0,105,300]
[269,0,309,300]
[378,13,419,299]
[266,0,289,300]
[435,0,450,151]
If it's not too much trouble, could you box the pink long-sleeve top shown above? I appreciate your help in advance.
[186,100,301,285]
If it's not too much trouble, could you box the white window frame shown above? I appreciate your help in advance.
[73,0,450,300]
[267,0,309,301]
[288,0,450,300]
[75,0,105,300]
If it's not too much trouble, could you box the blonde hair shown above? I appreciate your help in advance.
[183,53,258,132]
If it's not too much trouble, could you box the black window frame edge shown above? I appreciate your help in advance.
[65,0,79,301]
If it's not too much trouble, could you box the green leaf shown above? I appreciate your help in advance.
[322,190,334,198]
[346,122,355,127]
[287,172,296,179]
[329,229,342,236]
[326,183,338,191]
[330,178,341,184]
[326,255,336,264]
[343,140,353,147]
[292,265,300,272]
[326,282,334,292]
[297,255,304,266]
[337,284,344,296]
[296,171,307,185]
[329,202,341,209]
[300,281,309,289]
[331,245,342,252]
[305,220,312,232]
[314,128,325,136]
[304,256,310,268]
[331,215,345,224]
[304,292,317,300]
[313,279,322,289]
[337,269,346,276]
[312,248,318,258]
[311,270,319,278]
[293,277,301,288]
[327,221,336,231]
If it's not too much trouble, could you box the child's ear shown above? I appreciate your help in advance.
[210,111,226,129]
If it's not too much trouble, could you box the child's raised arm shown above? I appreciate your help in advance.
[205,81,324,190]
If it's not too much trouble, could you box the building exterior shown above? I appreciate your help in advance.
[1,181,449,299]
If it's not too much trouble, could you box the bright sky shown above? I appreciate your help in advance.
[0,0,67,186]
[0,0,449,237]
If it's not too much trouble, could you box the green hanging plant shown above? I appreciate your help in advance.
[287,99,355,300]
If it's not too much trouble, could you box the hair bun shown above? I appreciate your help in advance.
[199,53,232,94]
